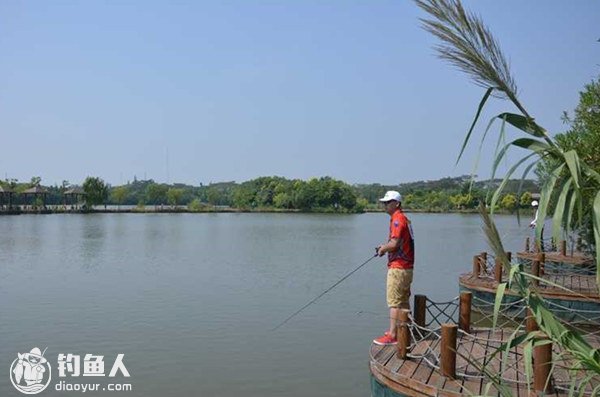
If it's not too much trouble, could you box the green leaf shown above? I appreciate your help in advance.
[581,161,600,184]
[593,191,600,291]
[515,160,538,225]
[552,178,573,244]
[491,138,548,181]
[564,150,582,190]
[457,87,494,165]
[495,112,547,137]
[471,116,499,199]
[536,164,565,245]
[510,137,551,152]
[485,114,508,204]
[566,186,577,233]
[523,340,533,394]
[490,153,537,214]
[492,282,507,329]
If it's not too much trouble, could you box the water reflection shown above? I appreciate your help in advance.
[80,215,106,271]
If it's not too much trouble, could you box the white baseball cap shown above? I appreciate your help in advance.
[379,190,402,202]
[531,200,539,207]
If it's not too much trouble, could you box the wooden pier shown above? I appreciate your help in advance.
[369,293,600,397]
[460,247,599,308]
[517,237,594,267]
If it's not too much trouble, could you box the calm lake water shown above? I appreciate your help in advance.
[0,213,529,396]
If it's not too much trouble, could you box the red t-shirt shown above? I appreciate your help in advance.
[388,209,415,269]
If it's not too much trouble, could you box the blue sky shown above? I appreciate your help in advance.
[1,1,598,186]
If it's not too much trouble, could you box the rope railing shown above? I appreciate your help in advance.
[523,236,595,260]
[370,291,600,395]
[518,256,596,277]
[471,296,528,329]
[401,314,531,384]
[471,251,597,294]
[544,300,600,339]
[551,350,600,396]
[524,236,561,253]
[422,296,459,327]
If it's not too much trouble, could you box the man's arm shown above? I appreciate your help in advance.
[377,238,400,256]
[530,209,539,228]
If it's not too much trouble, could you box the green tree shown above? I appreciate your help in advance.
[536,77,600,246]
[500,193,517,212]
[112,186,129,210]
[355,197,368,212]
[145,183,168,207]
[30,176,41,187]
[292,180,315,210]
[167,188,184,207]
[188,198,205,212]
[231,186,254,209]
[519,191,533,207]
[206,187,221,207]
[273,192,292,209]
[83,177,109,208]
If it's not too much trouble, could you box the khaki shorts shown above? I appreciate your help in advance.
[386,268,413,308]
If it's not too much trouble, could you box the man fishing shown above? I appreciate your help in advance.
[529,200,545,251]
[373,190,415,346]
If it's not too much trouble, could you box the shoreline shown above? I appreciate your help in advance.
[0,207,522,215]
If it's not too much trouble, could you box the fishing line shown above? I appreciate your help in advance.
[272,253,378,331]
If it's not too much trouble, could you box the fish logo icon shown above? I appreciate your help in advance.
[10,347,52,395]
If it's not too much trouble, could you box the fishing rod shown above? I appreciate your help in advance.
[272,252,379,331]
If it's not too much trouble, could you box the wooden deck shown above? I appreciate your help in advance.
[516,251,594,267]
[459,272,600,304]
[370,328,600,397]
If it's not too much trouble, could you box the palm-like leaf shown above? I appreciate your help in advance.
[415,0,600,288]
[415,0,600,391]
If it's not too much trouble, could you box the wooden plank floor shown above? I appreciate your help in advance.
[459,273,600,303]
[516,251,594,266]
[370,328,599,397]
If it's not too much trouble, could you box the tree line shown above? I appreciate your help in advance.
[0,174,538,213]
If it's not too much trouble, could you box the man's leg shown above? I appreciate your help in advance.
[388,303,410,338]
[388,307,400,339]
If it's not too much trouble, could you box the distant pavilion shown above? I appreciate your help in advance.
[21,186,49,210]
[0,185,15,210]
[63,187,86,210]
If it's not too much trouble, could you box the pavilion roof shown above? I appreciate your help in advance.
[22,186,48,194]
[64,187,86,195]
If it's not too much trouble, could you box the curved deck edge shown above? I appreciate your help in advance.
[369,361,434,397]
[459,273,600,304]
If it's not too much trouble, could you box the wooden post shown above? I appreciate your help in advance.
[440,323,457,379]
[479,252,488,274]
[560,240,567,256]
[525,237,530,252]
[507,252,512,262]
[526,308,539,333]
[397,309,411,359]
[480,251,487,265]
[494,256,502,283]
[538,253,545,277]
[534,335,553,394]
[459,292,472,333]
[472,255,480,276]
[413,295,427,328]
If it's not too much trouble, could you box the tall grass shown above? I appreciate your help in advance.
[414,0,600,394]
